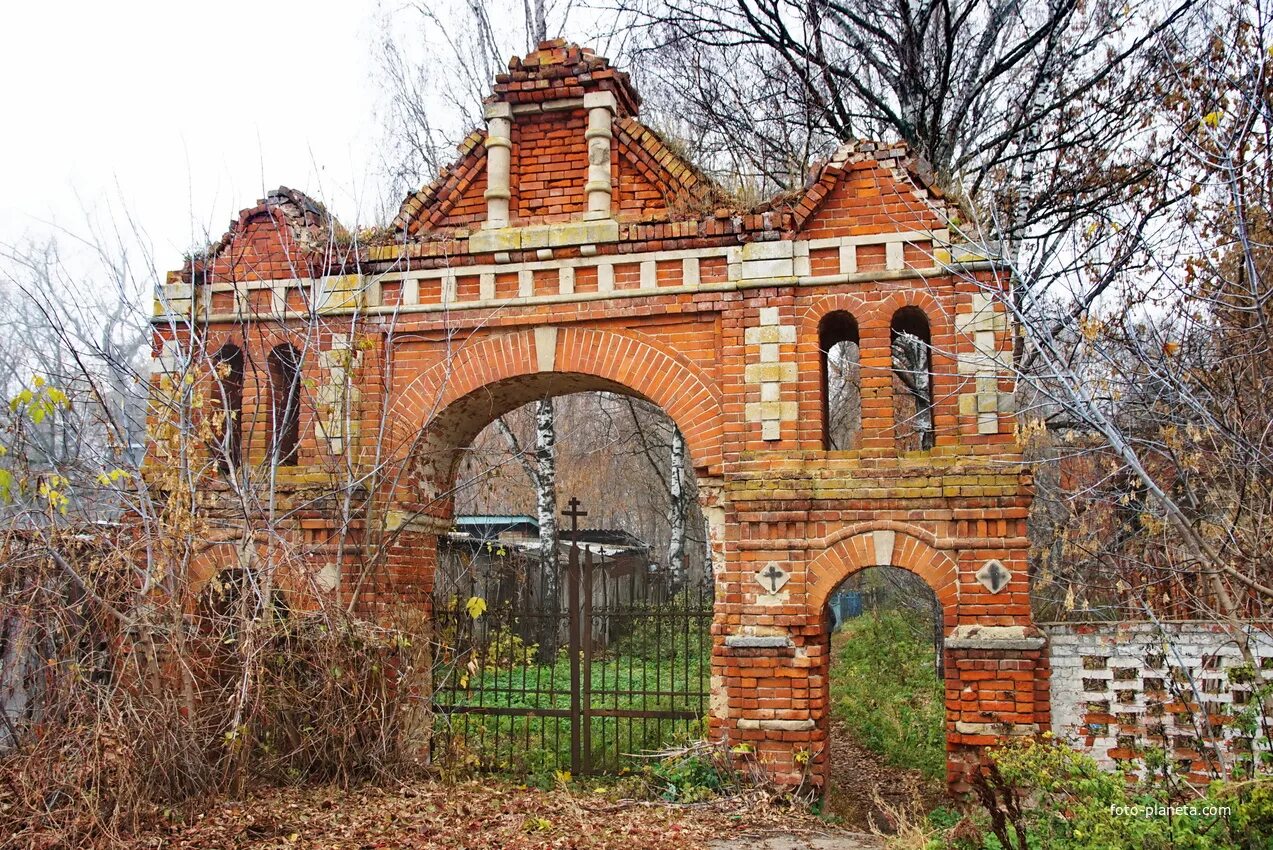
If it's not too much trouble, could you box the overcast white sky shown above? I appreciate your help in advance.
[0,1,390,275]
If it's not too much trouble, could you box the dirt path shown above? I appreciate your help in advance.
[708,721,940,849]
[820,719,943,834]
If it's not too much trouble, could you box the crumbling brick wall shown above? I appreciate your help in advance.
[1045,622,1273,779]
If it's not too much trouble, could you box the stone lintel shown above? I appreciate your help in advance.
[724,635,793,649]
[469,220,619,255]
[955,721,1038,736]
[483,102,513,120]
[737,717,814,731]
[945,624,1045,651]
[383,510,449,534]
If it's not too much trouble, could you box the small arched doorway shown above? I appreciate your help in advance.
[804,528,960,824]
[822,566,946,829]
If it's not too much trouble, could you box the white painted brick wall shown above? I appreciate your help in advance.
[1044,622,1272,774]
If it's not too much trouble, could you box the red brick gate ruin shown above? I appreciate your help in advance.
[151,41,1045,791]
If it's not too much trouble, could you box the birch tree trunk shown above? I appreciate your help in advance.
[534,398,559,660]
[0,580,34,750]
[666,427,687,592]
[530,0,546,45]
[892,333,933,450]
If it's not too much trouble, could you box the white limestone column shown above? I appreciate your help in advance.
[483,102,513,228]
[583,91,616,220]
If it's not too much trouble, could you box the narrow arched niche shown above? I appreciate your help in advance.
[268,344,302,466]
[211,344,245,474]
[818,311,861,451]
[890,306,934,452]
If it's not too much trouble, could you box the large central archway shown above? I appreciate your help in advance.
[381,327,726,775]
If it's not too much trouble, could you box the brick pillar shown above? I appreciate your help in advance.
[711,533,824,787]
[348,506,443,620]
[857,321,893,453]
[716,633,822,786]
[943,625,1049,792]
[384,527,436,608]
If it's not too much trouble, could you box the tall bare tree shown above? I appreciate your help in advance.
[988,0,1273,650]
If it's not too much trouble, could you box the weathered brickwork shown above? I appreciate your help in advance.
[1046,622,1273,779]
[149,40,1041,791]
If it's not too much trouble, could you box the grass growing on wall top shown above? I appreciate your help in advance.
[829,609,946,781]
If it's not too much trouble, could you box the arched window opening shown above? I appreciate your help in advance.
[268,344,301,466]
[199,567,289,639]
[890,307,934,451]
[211,344,245,474]
[819,311,860,450]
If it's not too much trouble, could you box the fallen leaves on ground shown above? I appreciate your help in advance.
[822,720,943,834]
[126,779,830,850]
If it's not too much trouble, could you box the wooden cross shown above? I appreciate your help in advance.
[562,496,588,537]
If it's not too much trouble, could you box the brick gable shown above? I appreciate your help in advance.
[394,131,488,235]
[394,40,721,236]
[512,108,588,221]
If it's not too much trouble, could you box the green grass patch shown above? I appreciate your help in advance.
[829,609,945,780]
[432,614,711,778]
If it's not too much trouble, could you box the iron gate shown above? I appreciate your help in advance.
[430,498,714,775]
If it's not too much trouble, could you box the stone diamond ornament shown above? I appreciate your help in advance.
[755,561,790,594]
[975,559,1012,594]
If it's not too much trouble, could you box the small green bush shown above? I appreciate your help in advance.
[607,743,737,803]
[943,736,1273,850]
[649,752,726,802]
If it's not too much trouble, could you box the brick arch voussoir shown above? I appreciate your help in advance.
[819,519,938,550]
[388,331,536,442]
[396,327,725,477]
[806,525,959,628]
[797,293,873,342]
[205,335,247,358]
[188,539,244,600]
[875,289,952,342]
[187,533,304,604]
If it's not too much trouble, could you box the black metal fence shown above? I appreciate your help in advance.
[430,499,714,776]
